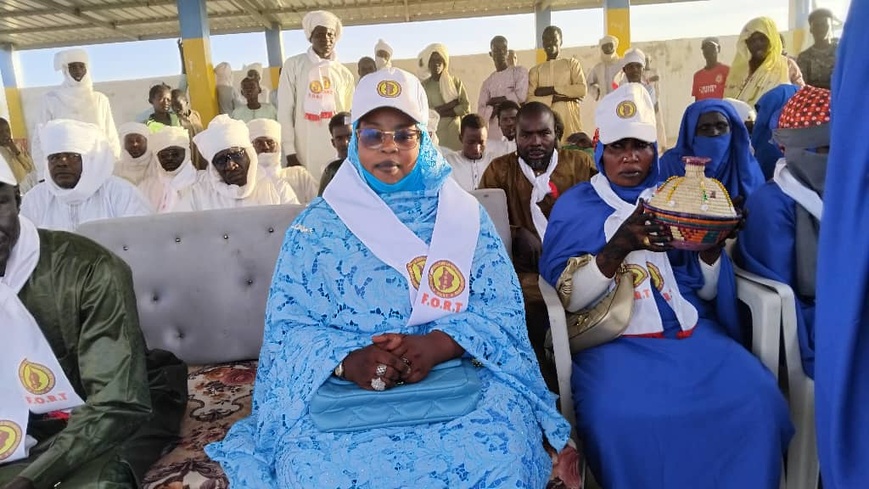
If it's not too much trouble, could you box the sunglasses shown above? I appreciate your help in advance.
[356,128,421,150]
[212,148,247,168]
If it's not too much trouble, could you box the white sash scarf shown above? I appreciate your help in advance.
[0,217,85,465]
[303,48,338,122]
[591,174,699,336]
[518,152,559,241]
[773,159,824,221]
[323,163,480,326]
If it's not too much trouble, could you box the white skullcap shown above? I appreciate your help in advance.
[375,39,393,57]
[118,122,149,139]
[595,83,658,145]
[53,48,89,71]
[302,11,342,40]
[599,35,620,49]
[622,48,646,68]
[724,97,758,122]
[247,119,281,142]
[0,154,15,186]
[150,126,190,154]
[243,63,263,77]
[193,114,254,164]
[351,67,429,126]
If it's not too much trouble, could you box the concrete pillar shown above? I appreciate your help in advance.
[534,4,552,64]
[789,0,812,55]
[0,44,27,140]
[265,24,284,94]
[604,0,631,56]
[177,0,219,124]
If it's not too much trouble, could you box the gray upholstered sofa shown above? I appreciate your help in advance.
[76,190,585,489]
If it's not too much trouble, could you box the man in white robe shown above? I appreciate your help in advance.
[478,36,528,142]
[588,35,623,101]
[31,49,121,180]
[21,119,151,232]
[277,10,354,180]
[138,126,200,213]
[375,39,393,70]
[248,118,318,204]
[178,115,298,211]
[114,122,153,185]
[445,114,497,192]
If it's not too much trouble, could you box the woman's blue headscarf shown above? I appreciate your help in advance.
[347,120,451,194]
[752,84,800,180]
[660,99,764,200]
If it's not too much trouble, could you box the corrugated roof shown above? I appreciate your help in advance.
[0,0,700,50]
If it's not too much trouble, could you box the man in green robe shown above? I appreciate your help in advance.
[0,157,186,489]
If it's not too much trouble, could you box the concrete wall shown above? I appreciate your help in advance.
[12,32,761,149]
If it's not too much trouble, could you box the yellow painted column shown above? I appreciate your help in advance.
[177,0,219,124]
[604,0,631,56]
[1,44,27,141]
[265,25,284,93]
[535,4,552,64]
[789,0,811,55]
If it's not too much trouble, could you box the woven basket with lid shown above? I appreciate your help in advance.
[643,156,741,251]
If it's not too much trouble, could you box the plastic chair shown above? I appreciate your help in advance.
[735,268,819,489]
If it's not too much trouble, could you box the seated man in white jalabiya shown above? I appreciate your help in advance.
[177,115,299,211]
[248,118,318,205]
[114,122,153,185]
[138,126,200,213]
[21,119,152,231]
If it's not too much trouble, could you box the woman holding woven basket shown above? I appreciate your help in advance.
[540,83,793,488]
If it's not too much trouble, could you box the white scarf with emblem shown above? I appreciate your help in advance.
[303,48,338,122]
[591,174,699,336]
[0,216,85,464]
[323,162,480,326]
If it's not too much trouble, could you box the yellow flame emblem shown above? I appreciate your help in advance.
[19,359,56,395]
[428,260,465,299]
[0,421,22,461]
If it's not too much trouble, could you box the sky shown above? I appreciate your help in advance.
[9,0,852,88]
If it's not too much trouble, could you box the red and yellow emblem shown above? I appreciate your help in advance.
[309,80,323,94]
[427,260,465,299]
[624,264,649,288]
[19,359,56,396]
[377,80,402,98]
[0,420,22,461]
[646,262,664,291]
[406,256,427,290]
[616,100,637,119]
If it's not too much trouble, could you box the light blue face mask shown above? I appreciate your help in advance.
[358,157,425,194]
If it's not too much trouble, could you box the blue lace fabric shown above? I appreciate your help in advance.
[205,128,570,487]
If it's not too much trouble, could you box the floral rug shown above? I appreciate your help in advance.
[142,362,582,489]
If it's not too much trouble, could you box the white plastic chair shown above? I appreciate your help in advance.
[735,268,819,489]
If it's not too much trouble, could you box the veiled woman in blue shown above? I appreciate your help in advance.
[205,67,570,487]
[660,98,765,200]
[540,84,792,488]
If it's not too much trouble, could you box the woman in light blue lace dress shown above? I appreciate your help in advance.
[206,67,570,488]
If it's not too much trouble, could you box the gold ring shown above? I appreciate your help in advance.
[642,236,651,247]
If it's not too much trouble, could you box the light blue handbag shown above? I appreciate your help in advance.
[309,358,482,432]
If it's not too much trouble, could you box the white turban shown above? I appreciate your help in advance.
[119,122,149,140]
[622,48,646,69]
[375,39,393,57]
[0,154,15,186]
[150,126,190,154]
[53,49,89,72]
[599,35,620,49]
[39,119,115,203]
[193,115,259,198]
[418,43,459,103]
[248,119,281,145]
[302,11,342,41]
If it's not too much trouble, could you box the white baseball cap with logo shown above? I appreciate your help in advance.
[352,67,430,126]
[595,83,658,145]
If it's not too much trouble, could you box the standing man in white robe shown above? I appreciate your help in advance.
[248,118,318,204]
[478,36,528,142]
[375,39,393,70]
[21,119,151,232]
[31,49,121,179]
[138,126,200,213]
[114,122,153,185]
[277,10,354,180]
[588,35,623,101]
[178,115,298,211]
